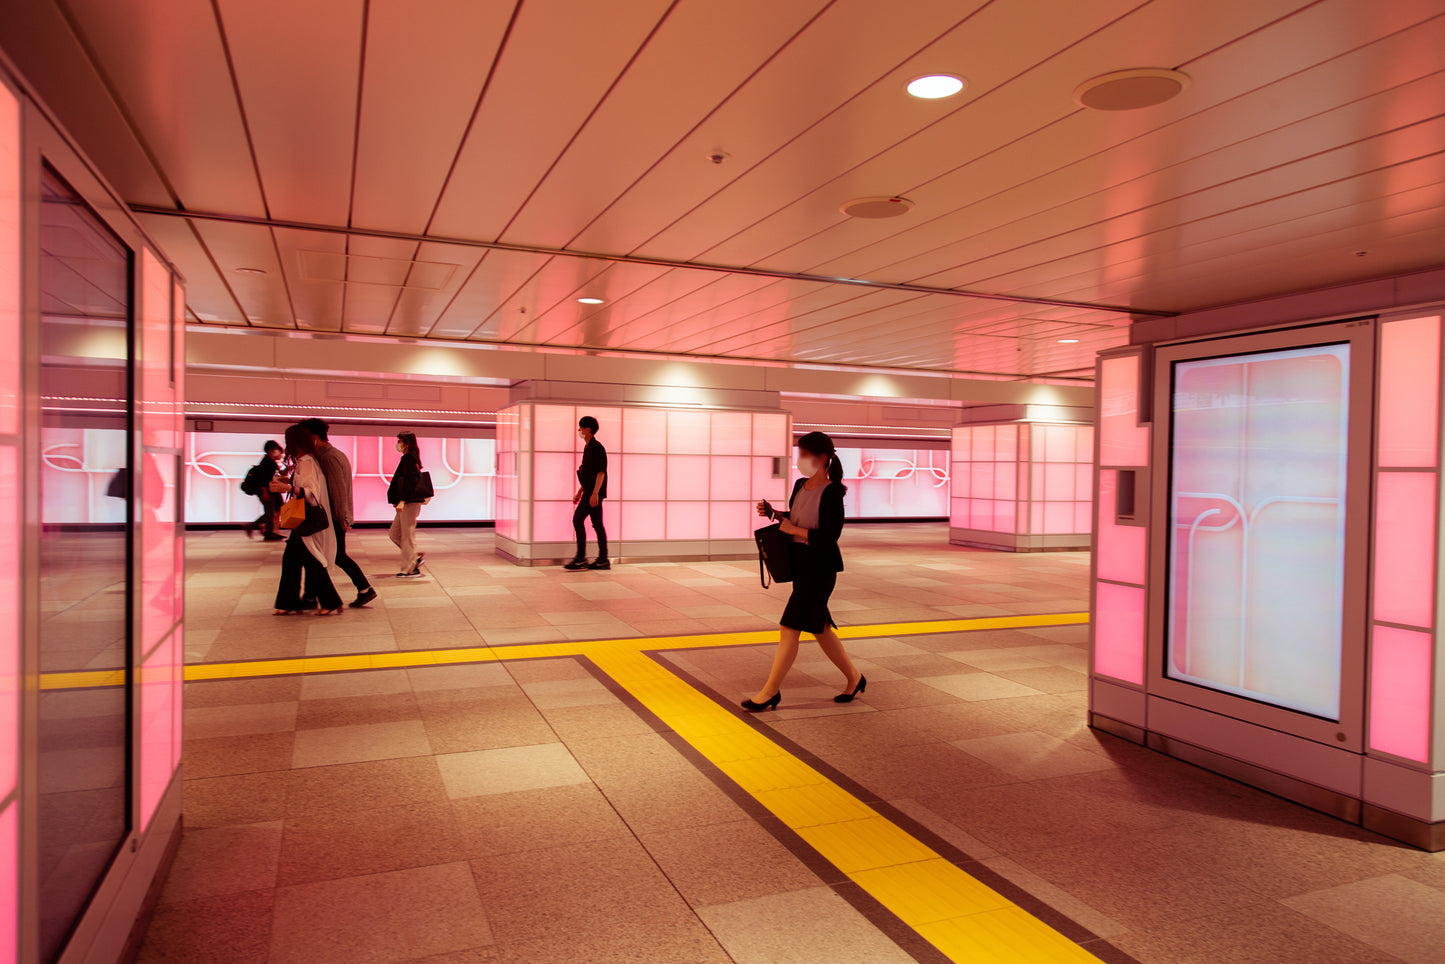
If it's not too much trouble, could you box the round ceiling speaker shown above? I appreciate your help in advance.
[1073,68,1190,111]
[840,196,915,219]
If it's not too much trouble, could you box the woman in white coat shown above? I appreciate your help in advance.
[271,423,343,614]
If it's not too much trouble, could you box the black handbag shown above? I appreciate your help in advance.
[755,523,793,588]
[283,489,330,537]
[411,471,435,502]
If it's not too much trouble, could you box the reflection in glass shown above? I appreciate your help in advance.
[1166,344,1349,720]
[37,168,130,961]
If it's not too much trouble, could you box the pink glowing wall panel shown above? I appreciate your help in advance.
[535,404,579,453]
[1372,472,1436,629]
[667,410,710,454]
[621,454,666,501]
[711,413,752,455]
[666,502,710,540]
[1377,317,1440,468]
[666,456,709,501]
[711,501,752,539]
[1369,626,1432,762]
[709,456,751,502]
[623,408,667,454]
[1100,355,1149,467]
[533,453,577,501]
[137,631,178,829]
[1096,471,1146,585]
[533,501,576,543]
[952,424,1089,535]
[185,433,497,524]
[1094,581,1146,685]
[1166,345,1349,720]
[621,501,666,541]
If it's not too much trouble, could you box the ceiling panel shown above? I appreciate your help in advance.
[498,0,828,249]
[134,214,246,324]
[386,242,488,338]
[426,0,676,241]
[564,0,983,256]
[272,226,344,332]
[771,5,1445,283]
[430,249,554,339]
[349,0,513,233]
[214,0,364,223]
[61,0,266,216]
[191,220,294,328]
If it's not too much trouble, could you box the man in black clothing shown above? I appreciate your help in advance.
[566,415,609,571]
[244,440,285,541]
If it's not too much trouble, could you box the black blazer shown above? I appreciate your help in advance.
[387,452,421,506]
[787,477,845,573]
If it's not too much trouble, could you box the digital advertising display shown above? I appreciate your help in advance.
[1165,343,1350,720]
[792,447,951,519]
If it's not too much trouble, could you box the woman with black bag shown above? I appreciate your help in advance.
[388,431,427,577]
[744,431,865,711]
[271,423,343,614]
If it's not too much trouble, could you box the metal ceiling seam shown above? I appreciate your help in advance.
[554,0,840,254]
[183,215,253,327]
[693,0,1157,271]
[613,0,1005,262]
[489,0,685,247]
[825,3,1443,289]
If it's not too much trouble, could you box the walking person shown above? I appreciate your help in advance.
[388,431,425,577]
[301,418,376,608]
[743,431,865,711]
[271,424,343,614]
[244,440,285,541]
[565,415,609,571]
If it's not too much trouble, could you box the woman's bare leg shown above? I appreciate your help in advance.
[753,626,801,701]
[815,626,861,690]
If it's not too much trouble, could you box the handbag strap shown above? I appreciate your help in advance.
[759,545,771,590]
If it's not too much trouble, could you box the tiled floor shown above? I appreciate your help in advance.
[139,525,1445,963]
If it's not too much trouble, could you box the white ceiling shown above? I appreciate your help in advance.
[13,0,1445,377]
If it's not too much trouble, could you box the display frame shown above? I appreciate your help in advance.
[1147,318,1376,751]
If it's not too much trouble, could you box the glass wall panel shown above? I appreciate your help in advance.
[36,167,131,962]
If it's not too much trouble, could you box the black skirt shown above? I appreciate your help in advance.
[779,543,838,635]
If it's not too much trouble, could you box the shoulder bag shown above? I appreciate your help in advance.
[278,490,329,537]
[755,523,793,588]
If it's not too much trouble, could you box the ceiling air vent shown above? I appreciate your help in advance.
[840,197,915,219]
[297,251,461,290]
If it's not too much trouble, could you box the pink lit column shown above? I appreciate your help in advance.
[0,77,20,964]
[949,414,1093,552]
[1090,351,1150,725]
[1367,316,1440,770]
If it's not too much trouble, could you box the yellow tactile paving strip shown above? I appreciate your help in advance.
[40,612,1104,962]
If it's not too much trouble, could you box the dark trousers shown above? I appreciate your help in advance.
[254,493,281,536]
[573,499,607,561]
[313,521,369,593]
[275,533,342,611]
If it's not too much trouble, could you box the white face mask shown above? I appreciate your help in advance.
[797,456,820,477]
[396,442,405,454]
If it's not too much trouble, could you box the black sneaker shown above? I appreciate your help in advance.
[262,534,285,542]
[563,559,590,571]
[587,559,610,571]
[349,587,377,608]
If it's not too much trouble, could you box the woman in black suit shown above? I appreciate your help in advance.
[744,431,865,711]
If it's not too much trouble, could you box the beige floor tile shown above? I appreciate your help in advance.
[419,699,556,755]
[159,821,283,904]
[394,629,488,651]
[136,889,275,964]
[436,743,589,799]
[1112,903,1404,964]
[183,771,288,828]
[1282,874,1445,963]
[184,731,297,779]
[278,801,463,886]
[540,703,657,741]
[282,756,451,817]
[304,633,398,656]
[185,676,303,707]
[637,819,823,908]
[953,731,1116,780]
[184,701,298,741]
[452,783,632,857]
[291,720,433,769]
[406,663,513,692]
[917,671,1046,701]
[697,886,917,964]
[299,668,413,701]
[295,691,420,730]
[519,677,619,710]
[979,856,1130,939]
[270,862,492,964]
[398,950,500,964]
[886,797,1000,860]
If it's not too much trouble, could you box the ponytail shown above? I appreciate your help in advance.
[798,431,847,495]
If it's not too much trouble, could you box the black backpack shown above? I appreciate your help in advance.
[240,463,264,497]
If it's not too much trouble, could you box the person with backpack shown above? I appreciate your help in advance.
[242,440,285,541]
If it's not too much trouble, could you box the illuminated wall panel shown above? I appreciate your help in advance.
[1096,470,1145,585]
[1369,627,1431,763]
[498,401,790,563]
[1094,582,1146,686]
[184,432,497,524]
[0,79,17,961]
[1099,354,1148,467]
[790,447,950,520]
[951,421,1092,549]
[1368,315,1442,766]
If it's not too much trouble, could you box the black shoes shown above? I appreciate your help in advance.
[563,558,590,571]
[741,692,782,712]
[350,587,377,608]
[398,555,424,577]
[588,559,611,570]
[300,596,318,611]
[834,675,867,703]
[262,534,284,542]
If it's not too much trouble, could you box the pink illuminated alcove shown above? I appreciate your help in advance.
[495,401,791,564]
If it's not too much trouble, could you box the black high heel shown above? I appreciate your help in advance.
[741,692,781,712]
[834,675,867,703]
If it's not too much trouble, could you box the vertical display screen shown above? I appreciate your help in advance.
[1166,344,1349,720]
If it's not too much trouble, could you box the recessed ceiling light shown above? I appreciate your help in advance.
[840,196,915,219]
[1073,68,1189,111]
[234,267,267,275]
[577,297,604,305]
[1057,338,1080,344]
[906,74,965,99]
